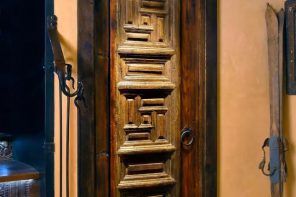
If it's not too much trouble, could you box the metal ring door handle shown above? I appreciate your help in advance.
[181,128,194,147]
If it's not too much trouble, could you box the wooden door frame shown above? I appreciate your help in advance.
[77,0,217,196]
[44,0,55,196]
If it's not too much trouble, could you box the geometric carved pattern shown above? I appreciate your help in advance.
[112,0,180,195]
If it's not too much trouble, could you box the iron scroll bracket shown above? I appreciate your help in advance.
[47,15,85,197]
[47,15,85,106]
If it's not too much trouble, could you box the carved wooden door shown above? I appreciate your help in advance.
[110,0,181,196]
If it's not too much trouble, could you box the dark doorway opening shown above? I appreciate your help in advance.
[0,0,44,167]
[0,0,54,196]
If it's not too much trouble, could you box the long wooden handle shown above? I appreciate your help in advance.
[265,4,285,197]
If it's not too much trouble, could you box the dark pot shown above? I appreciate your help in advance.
[0,133,13,159]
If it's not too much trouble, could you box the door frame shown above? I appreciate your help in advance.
[44,0,55,196]
[77,0,217,196]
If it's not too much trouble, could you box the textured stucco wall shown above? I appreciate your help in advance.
[219,0,296,196]
[52,0,296,196]
[54,0,77,196]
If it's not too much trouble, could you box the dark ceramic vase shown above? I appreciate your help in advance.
[0,133,13,159]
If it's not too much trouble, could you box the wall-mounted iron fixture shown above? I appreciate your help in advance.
[47,15,85,197]
[286,0,296,94]
[47,15,85,104]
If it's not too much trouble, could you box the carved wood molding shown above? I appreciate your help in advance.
[77,0,217,196]
[111,0,180,195]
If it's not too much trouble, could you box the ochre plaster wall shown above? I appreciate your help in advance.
[54,0,77,196]
[52,0,296,196]
[219,0,296,196]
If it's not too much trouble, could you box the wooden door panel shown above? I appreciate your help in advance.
[77,0,216,196]
[111,0,180,196]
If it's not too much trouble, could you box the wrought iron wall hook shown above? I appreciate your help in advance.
[65,64,75,89]
[47,15,85,101]
[47,15,85,197]
[74,82,86,108]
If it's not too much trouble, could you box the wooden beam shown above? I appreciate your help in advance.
[204,0,218,195]
[77,0,96,196]
[181,0,217,196]
[44,0,55,196]
[95,0,110,196]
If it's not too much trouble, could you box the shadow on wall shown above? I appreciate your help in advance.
[284,96,295,197]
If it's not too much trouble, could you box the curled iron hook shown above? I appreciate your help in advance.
[47,15,85,197]
[55,65,83,98]
[47,15,85,103]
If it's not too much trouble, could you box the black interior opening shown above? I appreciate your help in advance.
[0,0,46,195]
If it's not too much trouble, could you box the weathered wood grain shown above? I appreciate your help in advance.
[77,0,96,196]
[111,0,180,196]
[77,0,217,196]
[181,0,204,196]
[0,160,40,197]
[95,0,111,196]
[266,4,284,197]
[0,160,40,182]
[181,0,217,196]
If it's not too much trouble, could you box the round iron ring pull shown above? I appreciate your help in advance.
[181,128,195,147]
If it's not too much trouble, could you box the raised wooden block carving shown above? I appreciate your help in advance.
[111,0,180,195]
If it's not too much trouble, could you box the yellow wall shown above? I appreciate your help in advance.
[219,0,296,196]
[54,0,77,196]
[52,0,296,196]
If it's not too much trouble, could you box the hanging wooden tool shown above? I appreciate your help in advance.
[259,4,287,197]
[47,15,85,197]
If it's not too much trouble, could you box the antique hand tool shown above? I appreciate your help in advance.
[259,4,288,197]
